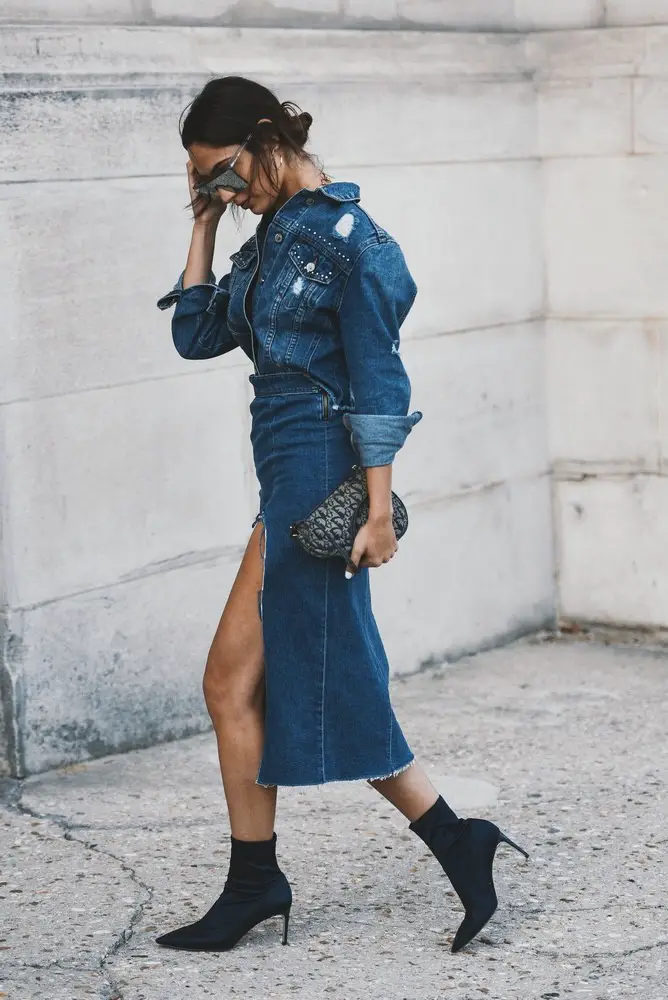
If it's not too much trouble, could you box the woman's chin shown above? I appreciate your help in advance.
[246,197,275,216]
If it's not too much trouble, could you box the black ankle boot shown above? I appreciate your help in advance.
[155,832,292,951]
[408,795,529,953]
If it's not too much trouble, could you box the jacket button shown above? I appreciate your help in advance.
[306,197,315,206]
[274,233,283,243]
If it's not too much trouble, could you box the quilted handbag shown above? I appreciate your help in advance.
[289,464,409,571]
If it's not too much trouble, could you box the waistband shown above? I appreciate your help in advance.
[249,372,323,397]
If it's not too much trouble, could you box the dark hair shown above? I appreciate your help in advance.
[180,76,321,216]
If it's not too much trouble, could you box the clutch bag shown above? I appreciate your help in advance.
[288,464,408,569]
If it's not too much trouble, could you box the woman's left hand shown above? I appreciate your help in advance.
[347,514,398,577]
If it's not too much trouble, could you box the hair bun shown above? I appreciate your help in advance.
[280,101,312,146]
[297,111,313,134]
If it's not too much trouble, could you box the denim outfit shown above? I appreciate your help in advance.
[158,182,421,786]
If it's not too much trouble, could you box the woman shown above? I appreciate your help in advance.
[155,76,528,955]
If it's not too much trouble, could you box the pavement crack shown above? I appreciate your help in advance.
[41,817,223,832]
[0,790,223,833]
[598,939,668,958]
[2,961,103,972]
[3,783,154,994]
[535,939,668,959]
[508,903,667,915]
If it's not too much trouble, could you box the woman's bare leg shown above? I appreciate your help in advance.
[202,520,276,841]
[367,761,440,823]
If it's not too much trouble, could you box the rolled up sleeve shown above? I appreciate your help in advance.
[342,411,423,467]
[156,268,216,310]
[156,270,238,360]
[338,239,422,467]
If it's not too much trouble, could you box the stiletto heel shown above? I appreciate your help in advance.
[281,906,291,945]
[498,830,530,860]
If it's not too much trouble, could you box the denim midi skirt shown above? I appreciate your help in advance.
[248,371,415,788]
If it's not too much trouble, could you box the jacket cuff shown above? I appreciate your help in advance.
[342,411,423,467]
[156,269,216,310]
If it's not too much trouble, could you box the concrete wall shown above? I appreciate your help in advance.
[8,4,668,775]
[0,18,553,776]
[1,0,667,31]
[536,25,668,628]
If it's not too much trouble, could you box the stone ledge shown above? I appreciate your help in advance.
[0,24,529,82]
[0,0,664,33]
[5,23,668,91]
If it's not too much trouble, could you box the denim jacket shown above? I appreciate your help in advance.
[157,182,422,467]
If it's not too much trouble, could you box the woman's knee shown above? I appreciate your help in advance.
[202,647,264,718]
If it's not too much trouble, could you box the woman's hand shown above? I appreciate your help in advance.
[187,160,227,227]
[347,514,398,577]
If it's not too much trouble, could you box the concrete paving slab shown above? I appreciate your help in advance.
[0,967,108,1000]
[1,637,667,999]
[0,810,145,973]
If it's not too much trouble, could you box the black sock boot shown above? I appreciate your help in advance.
[408,795,529,953]
[156,832,292,951]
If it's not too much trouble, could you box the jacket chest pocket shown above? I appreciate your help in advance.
[268,240,343,367]
[289,242,341,286]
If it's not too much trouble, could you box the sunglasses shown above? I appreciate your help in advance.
[193,133,252,197]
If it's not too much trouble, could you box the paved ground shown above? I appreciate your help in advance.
[1,633,666,1000]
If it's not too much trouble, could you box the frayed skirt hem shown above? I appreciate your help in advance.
[254,754,415,789]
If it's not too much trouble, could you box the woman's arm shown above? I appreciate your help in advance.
[366,465,393,520]
[183,219,218,289]
[338,238,422,467]
[345,464,397,577]
[183,160,225,287]
[337,237,422,574]
[156,162,239,360]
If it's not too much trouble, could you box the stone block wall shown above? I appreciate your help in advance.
[4,1,668,775]
[0,19,552,775]
[535,26,668,626]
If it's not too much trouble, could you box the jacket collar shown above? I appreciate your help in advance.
[318,182,360,203]
[262,181,361,228]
